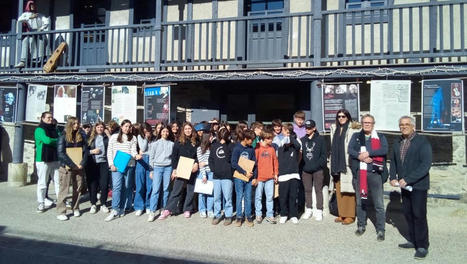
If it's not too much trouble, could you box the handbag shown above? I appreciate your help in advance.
[329,191,339,217]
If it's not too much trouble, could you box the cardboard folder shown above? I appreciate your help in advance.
[176,156,195,180]
[233,156,255,182]
[65,147,82,169]
[113,150,132,173]
[274,182,279,198]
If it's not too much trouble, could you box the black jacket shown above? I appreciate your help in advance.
[278,136,301,175]
[208,141,234,180]
[300,132,327,173]
[57,131,89,169]
[171,140,199,169]
[87,134,109,162]
[389,134,432,190]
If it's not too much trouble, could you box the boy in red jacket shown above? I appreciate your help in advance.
[254,130,279,224]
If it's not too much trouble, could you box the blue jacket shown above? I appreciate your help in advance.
[231,143,257,179]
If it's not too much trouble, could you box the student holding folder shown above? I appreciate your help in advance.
[105,120,142,222]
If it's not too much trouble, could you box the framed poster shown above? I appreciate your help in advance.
[111,85,137,124]
[53,85,77,123]
[0,87,18,123]
[322,83,360,130]
[422,79,464,132]
[370,80,411,131]
[144,85,170,125]
[26,84,48,122]
[81,85,105,124]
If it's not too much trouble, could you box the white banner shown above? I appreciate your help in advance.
[111,85,137,124]
[53,85,77,123]
[370,80,411,131]
[26,84,48,122]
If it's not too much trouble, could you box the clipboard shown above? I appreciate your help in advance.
[274,182,279,198]
[66,147,82,169]
[233,156,255,182]
[194,178,214,195]
[176,156,195,180]
[113,150,132,173]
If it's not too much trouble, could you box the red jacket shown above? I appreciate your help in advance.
[255,144,279,182]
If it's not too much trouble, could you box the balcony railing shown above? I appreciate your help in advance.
[0,0,465,73]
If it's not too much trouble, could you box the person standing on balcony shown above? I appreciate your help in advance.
[390,116,432,260]
[15,1,50,68]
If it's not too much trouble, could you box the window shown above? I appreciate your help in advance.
[248,0,284,14]
[134,0,155,25]
[74,0,108,28]
[345,0,388,24]
[0,1,18,33]
[346,0,386,9]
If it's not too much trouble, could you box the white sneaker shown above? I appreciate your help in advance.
[290,217,299,224]
[147,212,156,222]
[105,210,120,222]
[44,198,54,208]
[135,210,143,216]
[146,209,151,215]
[314,209,323,221]
[57,214,68,221]
[200,211,207,218]
[97,192,101,200]
[37,203,45,213]
[66,201,71,208]
[302,208,313,219]
[74,210,81,217]
[207,211,215,218]
[100,206,110,213]
[90,205,97,214]
[279,216,287,224]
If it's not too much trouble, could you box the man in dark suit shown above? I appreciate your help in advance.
[390,115,432,260]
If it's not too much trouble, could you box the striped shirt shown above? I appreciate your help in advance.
[107,133,138,167]
[196,146,211,177]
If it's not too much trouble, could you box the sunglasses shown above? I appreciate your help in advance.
[337,115,347,119]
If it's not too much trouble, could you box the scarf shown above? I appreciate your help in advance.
[358,130,384,200]
[38,121,59,162]
[331,122,349,175]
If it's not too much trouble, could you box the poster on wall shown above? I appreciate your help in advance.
[0,87,18,123]
[81,85,105,124]
[53,85,77,123]
[370,80,411,131]
[422,79,464,132]
[111,85,137,124]
[144,85,170,125]
[26,84,48,122]
[322,83,360,130]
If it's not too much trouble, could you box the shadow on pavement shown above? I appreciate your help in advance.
[0,226,213,264]
[385,191,410,240]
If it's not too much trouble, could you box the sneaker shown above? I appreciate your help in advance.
[355,226,366,236]
[223,217,233,226]
[14,61,25,68]
[100,206,110,213]
[212,217,221,225]
[377,231,385,241]
[146,209,151,215]
[207,211,215,218]
[135,210,143,216]
[279,216,288,224]
[256,216,263,224]
[246,219,254,227]
[398,242,415,249]
[265,217,277,224]
[66,201,71,208]
[44,198,54,208]
[414,248,428,259]
[314,209,323,221]
[290,217,299,224]
[147,212,156,222]
[234,219,243,227]
[159,210,171,220]
[37,203,45,213]
[184,211,191,218]
[90,205,97,214]
[56,214,68,221]
[199,211,207,218]
[105,210,120,222]
[302,208,313,219]
[73,210,81,217]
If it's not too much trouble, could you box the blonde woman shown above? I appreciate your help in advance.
[56,117,88,221]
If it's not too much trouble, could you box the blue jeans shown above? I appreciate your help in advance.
[255,179,274,217]
[213,178,233,218]
[134,154,151,210]
[149,165,172,212]
[111,166,135,214]
[198,171,214,213]
[234,178,253,220]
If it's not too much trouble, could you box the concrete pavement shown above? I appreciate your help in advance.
[0,182,466,264]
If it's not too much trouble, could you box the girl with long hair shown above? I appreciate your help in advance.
[197,132,214,218]
[56,117,88,221]
[134,122,154,216]
[105,120,142,222]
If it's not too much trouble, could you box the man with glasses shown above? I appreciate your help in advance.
[348,114,388,241]
[390,116,432,259]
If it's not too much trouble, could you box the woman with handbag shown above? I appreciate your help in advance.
[330,109,360,225]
